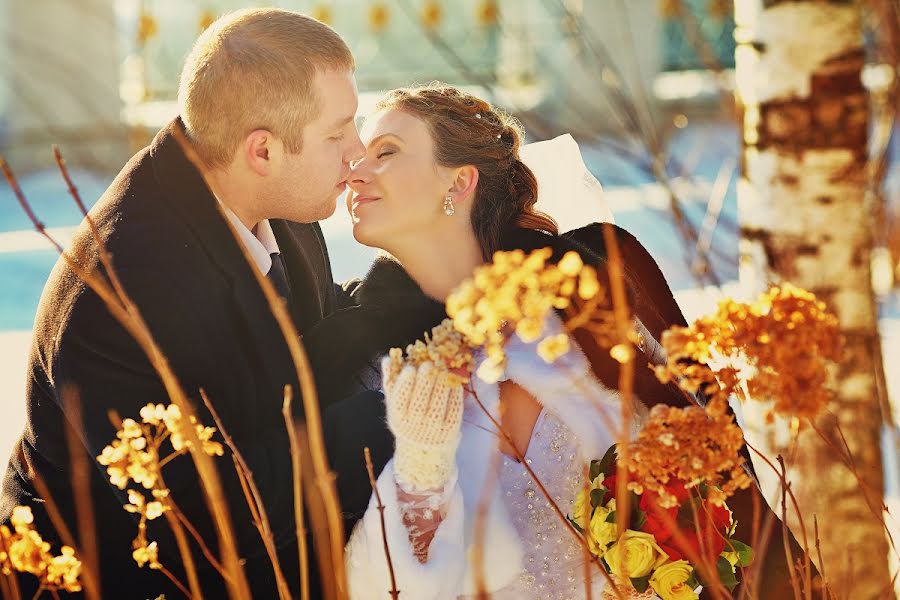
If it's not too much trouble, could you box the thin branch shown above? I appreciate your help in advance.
[776,457,802,600]
[199,389,292,600]
[472,434,504,600]
[59,387,101,600]
[283,385,311,600]
[4,149,251,598]
[364,447,400,600]
[172,126,349,597]
[0,157,64,254]
[813,517,832,600]
[158,473,204,600]
[465,385,624,598]
[167,500,230,579]
[157,564,192,599]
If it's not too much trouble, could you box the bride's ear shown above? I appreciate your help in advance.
[448,165,479,206]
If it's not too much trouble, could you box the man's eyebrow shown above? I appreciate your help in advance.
[330,115,356,130]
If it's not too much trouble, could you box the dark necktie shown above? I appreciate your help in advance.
[267,252,291,304]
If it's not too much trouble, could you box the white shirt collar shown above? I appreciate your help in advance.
[217,200,281,274]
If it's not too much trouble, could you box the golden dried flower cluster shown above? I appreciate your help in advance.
[446,248,605,380]
[386,319,476,385]
[97,403,224,570]
[97,403,224,492]
[622,403,752,508]
[0,506,83,593]
[654,284,841,422]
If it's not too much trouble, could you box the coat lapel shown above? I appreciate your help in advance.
[147,118,317,399]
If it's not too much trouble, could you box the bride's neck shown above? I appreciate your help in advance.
[387,231,484,302]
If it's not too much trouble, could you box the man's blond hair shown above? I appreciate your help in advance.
[178,8,354,168]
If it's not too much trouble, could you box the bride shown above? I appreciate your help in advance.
[304,83,798,599]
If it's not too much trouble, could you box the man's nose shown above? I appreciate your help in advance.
[346,132,366,164]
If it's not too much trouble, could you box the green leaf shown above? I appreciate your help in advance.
[632,507,647,530]
[606,510,617,524]
[589,459,602,482]
[590,488,606,509]
[566,515,584,535]
[726,539,755,567]
[601,557,612,574]
[596,444,618,480]
[717,556,739,591]
[686,571,700,590]
[631,575,651,593]
[676,495,703,529]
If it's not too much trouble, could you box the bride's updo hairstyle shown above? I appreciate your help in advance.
[374,82,558,259]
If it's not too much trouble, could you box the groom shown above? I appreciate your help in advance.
[0,8,391,598]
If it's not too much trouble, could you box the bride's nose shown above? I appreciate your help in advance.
[347,159,373,193]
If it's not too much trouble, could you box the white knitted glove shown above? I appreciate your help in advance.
[381,358,465,491]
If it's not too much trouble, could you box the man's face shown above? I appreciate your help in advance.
[272,69,364,223]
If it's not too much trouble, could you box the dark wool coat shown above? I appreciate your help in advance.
[0,118,358,599]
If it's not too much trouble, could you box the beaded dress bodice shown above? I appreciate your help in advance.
[464,409,608,599]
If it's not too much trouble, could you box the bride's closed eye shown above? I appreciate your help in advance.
[376,146,396,159]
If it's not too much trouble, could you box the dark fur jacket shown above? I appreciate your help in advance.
[305,223,691,410]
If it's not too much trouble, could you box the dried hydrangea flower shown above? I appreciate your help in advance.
[446,248,610,381]
[622,403,752,507]
[654,284,840,423]
[387,318,476,386]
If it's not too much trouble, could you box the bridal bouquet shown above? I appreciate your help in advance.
[569,445,753,600]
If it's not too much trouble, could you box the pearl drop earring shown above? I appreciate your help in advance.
[443,195,455,216]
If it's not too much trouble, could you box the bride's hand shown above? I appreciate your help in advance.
[381,358,464,491]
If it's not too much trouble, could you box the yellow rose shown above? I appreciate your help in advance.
[649,560,698,600]
[572,488,591,530]
[722,550,739,572]
[572,474,607,530]
[604,529,669,579]
[587,501,618,556]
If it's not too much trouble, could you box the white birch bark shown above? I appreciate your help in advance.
[735,1,893,597]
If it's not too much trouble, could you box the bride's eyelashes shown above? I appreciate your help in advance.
[376,145,397,160]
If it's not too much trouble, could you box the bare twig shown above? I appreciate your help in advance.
[3,150,251,598]
[167,500,230,579]
[465,385,624,598]
[813,517,831,600]
[199,389,292,600]
[172,126,348,597]
[59,387,101,600]
[776,457,803,600]
[283,385,311,600]
[364,447,400,600]
[601,223,636,535]
[161,510,204,599]
[158,564,192,599]
[472,432,504,599]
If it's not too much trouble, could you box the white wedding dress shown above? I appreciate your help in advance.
[344,322,666,600]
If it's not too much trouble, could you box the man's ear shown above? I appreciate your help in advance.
[448,165,479,207]
[244,129,278,176]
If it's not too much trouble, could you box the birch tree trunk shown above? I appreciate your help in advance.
[734,1,894,597]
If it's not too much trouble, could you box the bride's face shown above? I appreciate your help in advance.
[347,109,458,248]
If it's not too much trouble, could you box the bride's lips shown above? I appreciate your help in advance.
[351,195,380,210]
